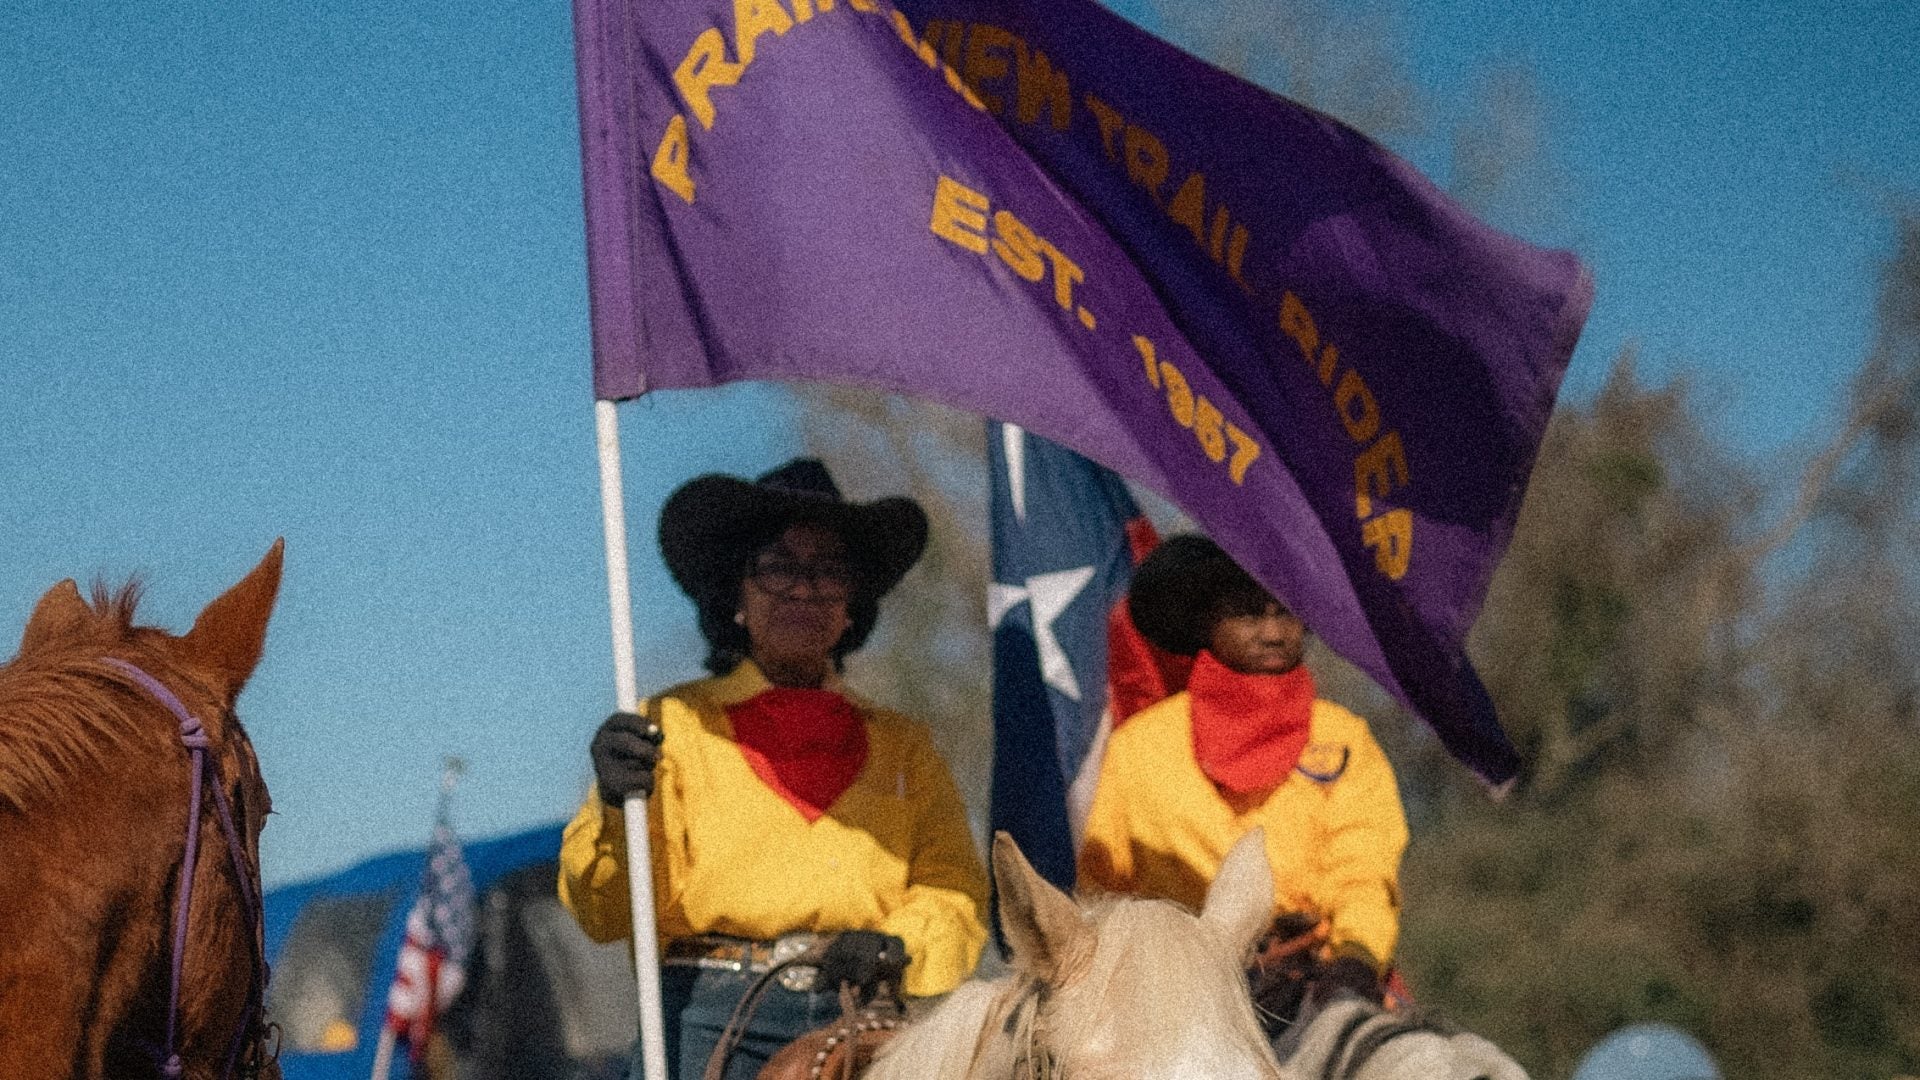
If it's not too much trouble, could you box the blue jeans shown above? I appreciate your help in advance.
[631,965,841,1080]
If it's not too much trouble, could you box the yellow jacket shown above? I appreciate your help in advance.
[558,662,988,997]
[1078,692,1409,969]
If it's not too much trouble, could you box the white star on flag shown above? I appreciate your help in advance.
[992,425,1101,701]
[990,569,1098,701]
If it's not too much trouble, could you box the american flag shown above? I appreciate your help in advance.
[383,815,476,1061]
[987,422,1185,894]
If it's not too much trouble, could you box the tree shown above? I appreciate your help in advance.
[795,386,997,823]
[1133,7,1919,1073]
[1391,213,1920,1079]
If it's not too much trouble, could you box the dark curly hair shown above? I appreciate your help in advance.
[1126,534,1284,656]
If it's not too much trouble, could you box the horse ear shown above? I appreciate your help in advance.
[181,539,284,700]
[1202,827,1274,950]
[992,831,1090,985]
[19,579,90,657]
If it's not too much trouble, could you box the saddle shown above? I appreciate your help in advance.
[755,986,906,1080]
[700,944,907,1080]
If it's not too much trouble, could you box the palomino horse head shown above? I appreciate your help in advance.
[867,828,1285,1080]
[0,542,285,1080]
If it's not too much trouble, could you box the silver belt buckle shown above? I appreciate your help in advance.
[772,933,820,992]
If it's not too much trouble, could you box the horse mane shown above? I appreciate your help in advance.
[869,976,1019,1080]
[0,580,178,812]
[1041,894,1273,1070]
[871,893,1276,1080]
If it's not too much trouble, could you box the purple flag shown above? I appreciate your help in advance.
[572,0,1591,784]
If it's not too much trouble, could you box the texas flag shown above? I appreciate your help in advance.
[987,421,1186,893]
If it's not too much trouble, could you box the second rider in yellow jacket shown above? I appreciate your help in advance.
[1078,535,1409,1029]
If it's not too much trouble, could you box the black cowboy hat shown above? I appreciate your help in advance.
[658,457,928,613]
[1126,534,1282,657]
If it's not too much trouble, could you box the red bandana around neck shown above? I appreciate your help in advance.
[1187,650,1317,796]
[725,687,870,822]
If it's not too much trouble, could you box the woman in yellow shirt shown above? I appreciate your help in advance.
[560,459,988,1080]
[1078,535,1409,1031]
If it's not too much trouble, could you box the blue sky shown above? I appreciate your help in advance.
[2,0,1914,885]
[1385,0,1920,449]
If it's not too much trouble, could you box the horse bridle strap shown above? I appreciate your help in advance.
[967,981,1058,1080]
[104,659,271,1080]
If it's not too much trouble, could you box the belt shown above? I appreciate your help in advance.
[663,933,825,992]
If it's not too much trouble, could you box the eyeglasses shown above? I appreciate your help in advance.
[746,556,857,600]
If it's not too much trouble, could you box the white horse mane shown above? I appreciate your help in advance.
[865,830,1285,1080]
[864,976,1019,1080]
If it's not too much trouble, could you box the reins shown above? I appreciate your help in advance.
[105,659,275,1080]
[964,979,1057,1080]
[702,943,908,1080]
[702,944,831,1080]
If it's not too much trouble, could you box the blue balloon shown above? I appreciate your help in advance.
[1573,1023,1721,1080]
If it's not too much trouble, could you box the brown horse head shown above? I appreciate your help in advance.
[0,541,285,1080]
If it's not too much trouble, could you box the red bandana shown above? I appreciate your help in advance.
[1188,650,1316,796]
[726,687,870,822]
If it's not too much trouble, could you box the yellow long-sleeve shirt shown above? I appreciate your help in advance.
[558,662,988,997]
[1078,692,1409,969]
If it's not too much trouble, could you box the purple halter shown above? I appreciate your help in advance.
[104,658,272,1080]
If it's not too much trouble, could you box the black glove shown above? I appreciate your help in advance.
[590,711,662,805]
[1312,955,1386,1006]
[815,931,908,993]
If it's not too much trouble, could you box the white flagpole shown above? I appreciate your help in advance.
[437,756,466,821]
[368,1027,397,1080]
[595,399,670,1080]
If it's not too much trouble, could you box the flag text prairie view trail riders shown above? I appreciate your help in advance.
[574,0,1591,788]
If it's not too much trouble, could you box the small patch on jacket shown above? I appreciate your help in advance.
[1295,743,1350,783]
